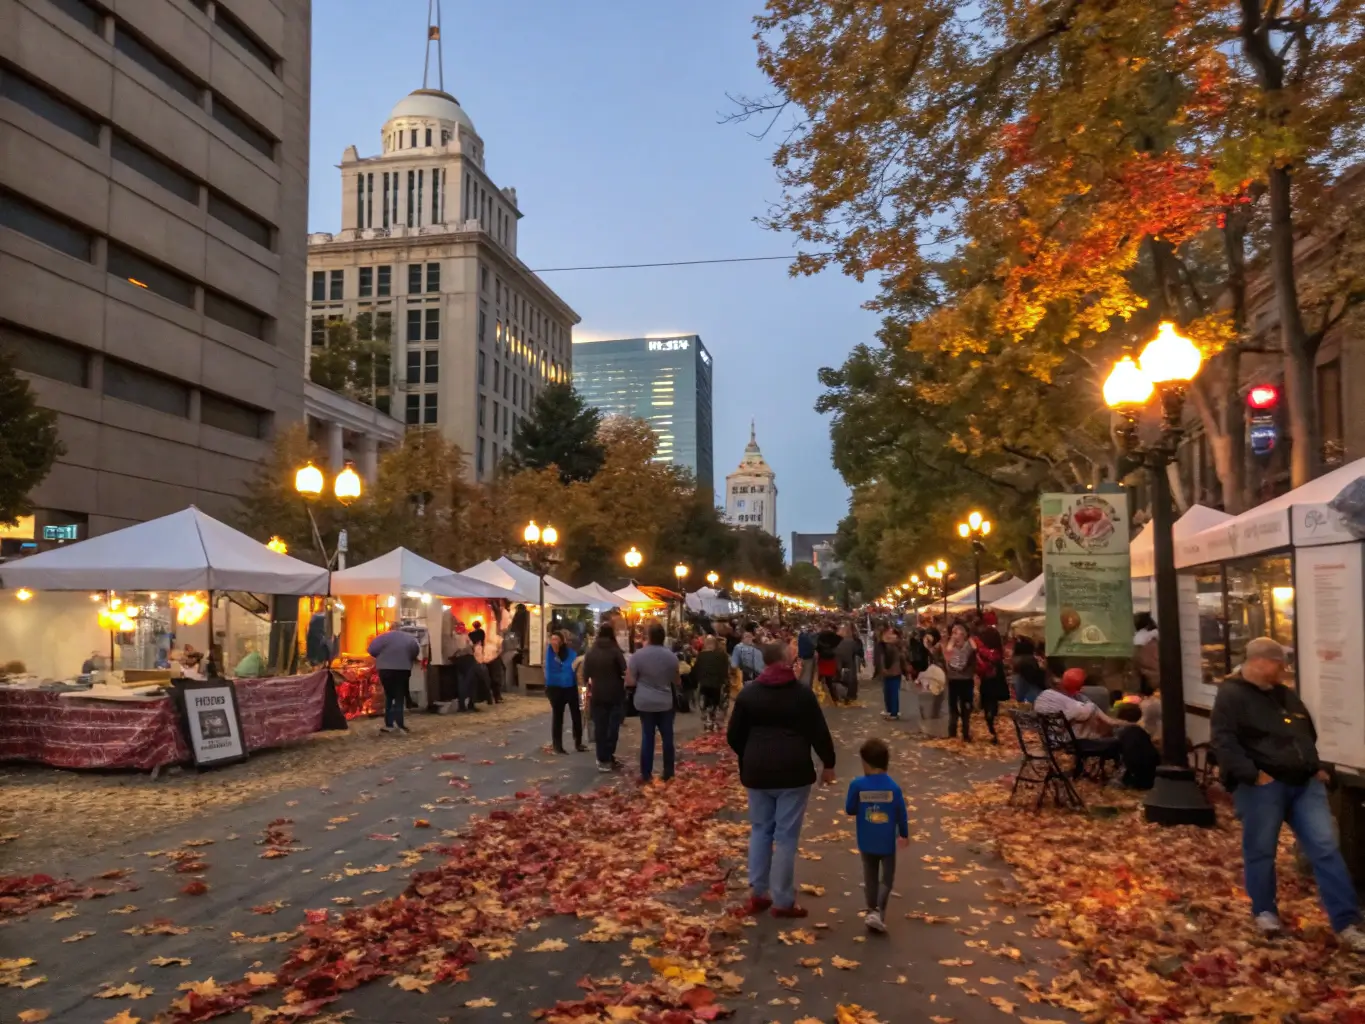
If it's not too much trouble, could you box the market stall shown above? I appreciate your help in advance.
[1173,457,1365,771]
[942,571,1026,613]
[686,586,741,618]
[0,507,338,770]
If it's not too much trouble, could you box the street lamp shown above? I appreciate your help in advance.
[294,460,363,569]
[266,536,289,555]
[674,563,690,626]
[521,521,561,671]
[926,560,950,622]
[624,546,643,570]
[706,570,719,587]
[1102,320,1213,827]
[957,511,993,614]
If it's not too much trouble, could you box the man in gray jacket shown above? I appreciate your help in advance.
[368,623,420,735]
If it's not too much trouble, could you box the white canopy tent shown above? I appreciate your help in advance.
[330,547,456,597]
[579,582,625,608]
[423,573,523,601]
[686,586,741,617]
[1131,504,1233,577]
[461,560,534,603]
[988,574,1153,617]
[0,507,328,594]
[491,557,607,608]
[1176,456,1365,567]
[942,572,1026,613]
[614,583,663,606]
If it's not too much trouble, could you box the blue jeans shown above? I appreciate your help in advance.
[747,785,811,909]
[378,669,407,728]
[592,701,625,764]
[1234,778,1360,932]
[883,675,901,717]
[638,709,675,781]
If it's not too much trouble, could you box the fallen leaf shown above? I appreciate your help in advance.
[147,957,191,968]
[989,996,1018,1014]
[245,971,277,986]
[527,938,568,952]
[17,1010,50,1022]
[939,958,974,967]
[104,1012,141,1024]
[95,983,154,999]
[391,975,429,993]
[61,930,95,943]
[464,996,496,1007]
[413,819,431,828]
[107,905,138,915]
[180,880,209,896]
[831,955,860,970]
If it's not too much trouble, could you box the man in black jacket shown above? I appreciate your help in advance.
[815,623,842,702]
[1211,637,1365,950]
[583,623,629,773]
[727,643,837,919]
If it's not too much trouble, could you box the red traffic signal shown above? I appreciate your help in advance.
[1247,385,1280,410]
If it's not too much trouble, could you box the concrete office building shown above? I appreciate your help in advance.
[725,423,777,536]
[791,532,840,576]
[305,27,579,483]
[0,0,311,542]
[572,335,714,490]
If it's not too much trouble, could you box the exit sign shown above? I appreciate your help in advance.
[43,524,79,541]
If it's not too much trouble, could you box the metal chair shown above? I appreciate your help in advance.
[1008,710,1085,811]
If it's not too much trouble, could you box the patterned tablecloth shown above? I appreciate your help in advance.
[0,668,336,771]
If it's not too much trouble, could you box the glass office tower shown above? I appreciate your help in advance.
[572,335,714,492]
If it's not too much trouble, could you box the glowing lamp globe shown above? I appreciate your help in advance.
[295,462,324,496]
[674,564,689,581]
[981,520,992,535]
[266,536,289,555]
[334,462,362,504]
[1103,357,1154,409]
[958,523,970,538]
[524,521,541,545]
[968,510,983,531]
[706,571,719,586]
[624,546,643,569]
[1139,321,1203,384]
[541,525,559,546]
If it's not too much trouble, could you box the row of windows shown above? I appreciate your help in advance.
[386,123,453,153]
[49,0,278,158]
[732,484,768,495]
[406,349,439,386]
[405,307,441,343]
[0,190,269,341]
[405,391,437,426]
[311,263,439,301]
[356,168,447,230]
[1,323,268,437]
[0,65,276,251]
[310,312,391,347]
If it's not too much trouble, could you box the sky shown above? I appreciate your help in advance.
[308,0,881,546]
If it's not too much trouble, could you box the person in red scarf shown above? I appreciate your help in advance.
[973,613,1009,744]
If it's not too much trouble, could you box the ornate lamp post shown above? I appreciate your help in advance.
[674,563,690,628]
[294,460,362,569]
[957,511,992,615]
[706,570,719,587]
[522,521,560,666]
[925,560,949,621]
[1103,321,1214,827]
[624,546,644,571]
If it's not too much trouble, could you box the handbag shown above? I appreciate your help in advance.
[920,664,947,696]
[625,686,639,718]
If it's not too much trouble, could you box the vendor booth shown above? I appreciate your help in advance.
[686,586,742,618]
[462,558,605,667]
[942,571,1025,614]
[0,507,340,771]
[1173,457,1365,772]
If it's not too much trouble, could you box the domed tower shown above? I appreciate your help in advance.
[725,422,778,536]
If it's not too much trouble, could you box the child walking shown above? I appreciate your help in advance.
[845,738,909,932]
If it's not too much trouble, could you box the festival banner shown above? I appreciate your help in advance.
[1041,491,1133,658]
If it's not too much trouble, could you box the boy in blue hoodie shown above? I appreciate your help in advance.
[845,737,909,932]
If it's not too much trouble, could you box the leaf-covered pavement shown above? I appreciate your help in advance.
[2,696,1358,1023]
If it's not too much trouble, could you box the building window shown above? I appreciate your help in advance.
[49,0,104,33]
[410,129,418,149]
[424,307,440,341]
[208,191,273,249]
[0,191,94,262]
[382,173,390,228]
[103,359,189,418]
[377,265,391,296]
[107,244,194,306]
[211,96,275,158]
[424,350,439,384]
[478,309,487,343]
[477,437,485,475]
[406,170,415,227]
[200,391,266,437]
[442,129,451,145]
[0,325,88,387]
[478,395,486,426]
[114,28,200,104]
[213,5,277,74]
[432,170,441,224]
[416,169,424,227]
[113,134,200,204]
[406,309,421,343]
[408,263,422,294]
[358,267,373,298]
[425,127,432,147]
[355,174,364,230]
[329,269,343,301]
[406,350,421,385]
[426,262,440,292]
[310,316,325,347]
[365,173,373,228]
[477,350,486,385]
[423,392,437,424]
[311,270,326,302]
[375,310,392,341]
[204,290,267,340]
[492,442,498,466]
[0,66,101,145]
[405,393,420,425]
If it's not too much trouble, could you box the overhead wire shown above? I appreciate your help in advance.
[530,253,834,273]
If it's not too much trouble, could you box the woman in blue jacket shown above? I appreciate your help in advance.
[545,631,586,754]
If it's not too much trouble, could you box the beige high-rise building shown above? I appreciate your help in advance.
[305,31,579,483]
[725,423,778,537]
[0,0,312,545]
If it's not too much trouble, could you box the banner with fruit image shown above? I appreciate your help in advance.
[1040,491,1134,659]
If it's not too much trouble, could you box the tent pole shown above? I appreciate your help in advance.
[108,589,115,669]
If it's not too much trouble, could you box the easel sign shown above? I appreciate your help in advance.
[174,678,248,768]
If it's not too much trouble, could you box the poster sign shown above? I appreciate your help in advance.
[174,679,247,768]
[1041,492,1134,658]
[1294,545,1365,771]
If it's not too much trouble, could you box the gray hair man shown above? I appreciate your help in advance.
[1211,637,1365,950]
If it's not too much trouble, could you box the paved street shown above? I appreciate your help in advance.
[1,696,1078,1024]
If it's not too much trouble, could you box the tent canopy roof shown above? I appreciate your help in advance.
[614,583,663,606]
[1131,504,1232,577]
[0,506,328,594]
[423,572,523,601]
[330,547,455,596]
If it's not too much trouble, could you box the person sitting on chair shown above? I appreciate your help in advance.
[1035,668,1122,775]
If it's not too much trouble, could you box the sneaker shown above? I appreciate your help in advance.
[740,895,773,916]
[864,910,886,933]
[771,904,809,919]
[1338,925,1365,954]
[398,725,412,734]
[575,744,589,753]
[888,714,900,721]
[378,726,393,734]
[1255,911,1284,936]
[597,762,612,773]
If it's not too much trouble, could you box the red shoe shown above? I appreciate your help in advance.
[736,895,772,916]
[771,904,809,919]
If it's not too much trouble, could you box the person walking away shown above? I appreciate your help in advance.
[727,642,837,919]
[873,627,906,720]
[797,627,817,687]
[478,629,504,703]
[1211,637,1365,949]
[368,622,419,735]
[692,635,731,733]
[845,738,909,932]
[732,631,764,685]
[974,614,1008,743]
[627,623,681,783]
[815,622,842,702]
[835,623,862,704]
[943,622,978,741]
[544,631,586,754]
[583,623,628,772]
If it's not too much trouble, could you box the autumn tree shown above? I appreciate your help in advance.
[0,353,64,526]
[506,382,606,484]
[786,560,826,598]
[235,424,329,564]
[308,315,392,410]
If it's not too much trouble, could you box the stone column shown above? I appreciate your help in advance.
[327,421,344,472]
[359,435,379,483]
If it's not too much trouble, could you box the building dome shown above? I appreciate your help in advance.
[388,88,475,134]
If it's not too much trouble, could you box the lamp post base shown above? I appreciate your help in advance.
[1143,766,1216,827]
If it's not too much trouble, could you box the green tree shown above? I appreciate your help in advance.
[507,382,606,484]
[0,354,64,525]
[235,424,328,564]
[786,560,825,598]
[308,315,392,410]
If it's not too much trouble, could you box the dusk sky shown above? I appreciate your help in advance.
[309,1,881,545]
